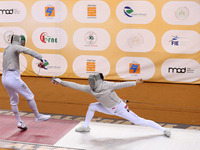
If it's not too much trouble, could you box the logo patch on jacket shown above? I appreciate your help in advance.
[21,84,26,89]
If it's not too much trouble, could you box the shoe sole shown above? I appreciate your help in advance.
[17,126,28,131]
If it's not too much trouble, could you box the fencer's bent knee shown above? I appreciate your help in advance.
[10,95,19,105]
[88,103,95,111]
[26,94,34,101]
[88,102,99,111]
[26,98,34,101]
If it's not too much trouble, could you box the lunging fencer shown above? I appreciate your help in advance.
[52,73,171,137]
[1,34,51,131]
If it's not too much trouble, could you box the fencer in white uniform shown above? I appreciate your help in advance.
[52,73,171,137]
[1,34,51,130]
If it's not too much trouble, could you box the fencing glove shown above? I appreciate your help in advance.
[51,77,62,84]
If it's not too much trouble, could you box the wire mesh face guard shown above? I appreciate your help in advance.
[88,73,102,90]
[11,34,26,46]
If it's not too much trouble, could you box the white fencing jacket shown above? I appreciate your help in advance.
[60,80,137,108]
[3,44,42,72]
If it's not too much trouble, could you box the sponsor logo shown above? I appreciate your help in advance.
[86,59,96,72]
[32,54,67,76]
[0,1,26,22]
[116,57,155,80]
[3,30,14,44]
[162,1,199,25]
[45,6,55,17]
[123,6,134,17]
[87,4,96,18]
[73,1,110,23]
[128,33,144,48]
[46,65,61,70]
[0,8,20,15]
[169,35,180,46]
[161,59,200,82]
[73,28,110,51]
[73,55,110,77]
[0,9,13,14]
[123,6,146,17]
[169,35,190,47]
[32,1,67,22]
[40,32,57,43]
[116,1,155,24]
[168,67,194,73]
[116,29,155,52]
[129,63,140,74]
[84,31,97,47]
[162,30,199,54]
[32,27,67,49]
[175,7,189,20]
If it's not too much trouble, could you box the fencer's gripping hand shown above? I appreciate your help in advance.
[136,78,143,84]
[51,77,62,85]
[38,58,49,69]
[38,59,46,68]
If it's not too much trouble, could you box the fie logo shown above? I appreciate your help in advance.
[129,63,140,74]
[45,6,55,17]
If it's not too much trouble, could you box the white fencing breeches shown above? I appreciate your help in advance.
[83,101,165,132]
[1,71,34,105]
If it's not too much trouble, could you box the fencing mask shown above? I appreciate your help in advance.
[10,34,26,46]
[88,73,104,91]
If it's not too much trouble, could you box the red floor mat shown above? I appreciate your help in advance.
[0,114,79,145]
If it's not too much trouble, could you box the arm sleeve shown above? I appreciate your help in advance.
[107,81,137,90]
[16,45,42,60]
[60,81,90,93]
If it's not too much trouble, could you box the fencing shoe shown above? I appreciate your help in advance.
[75,126,91,132]
[17,121,28,131]
[164,129,171,137]
[35,114,51,122]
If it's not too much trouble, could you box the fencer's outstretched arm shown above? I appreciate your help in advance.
[15,44,42,61]
[107,78,143,90]
[53,78,90,93]
[3,44,44,72]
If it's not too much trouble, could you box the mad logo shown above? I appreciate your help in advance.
[0,8,20,15]
[0,9,14,15]
[168,67,194,74]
